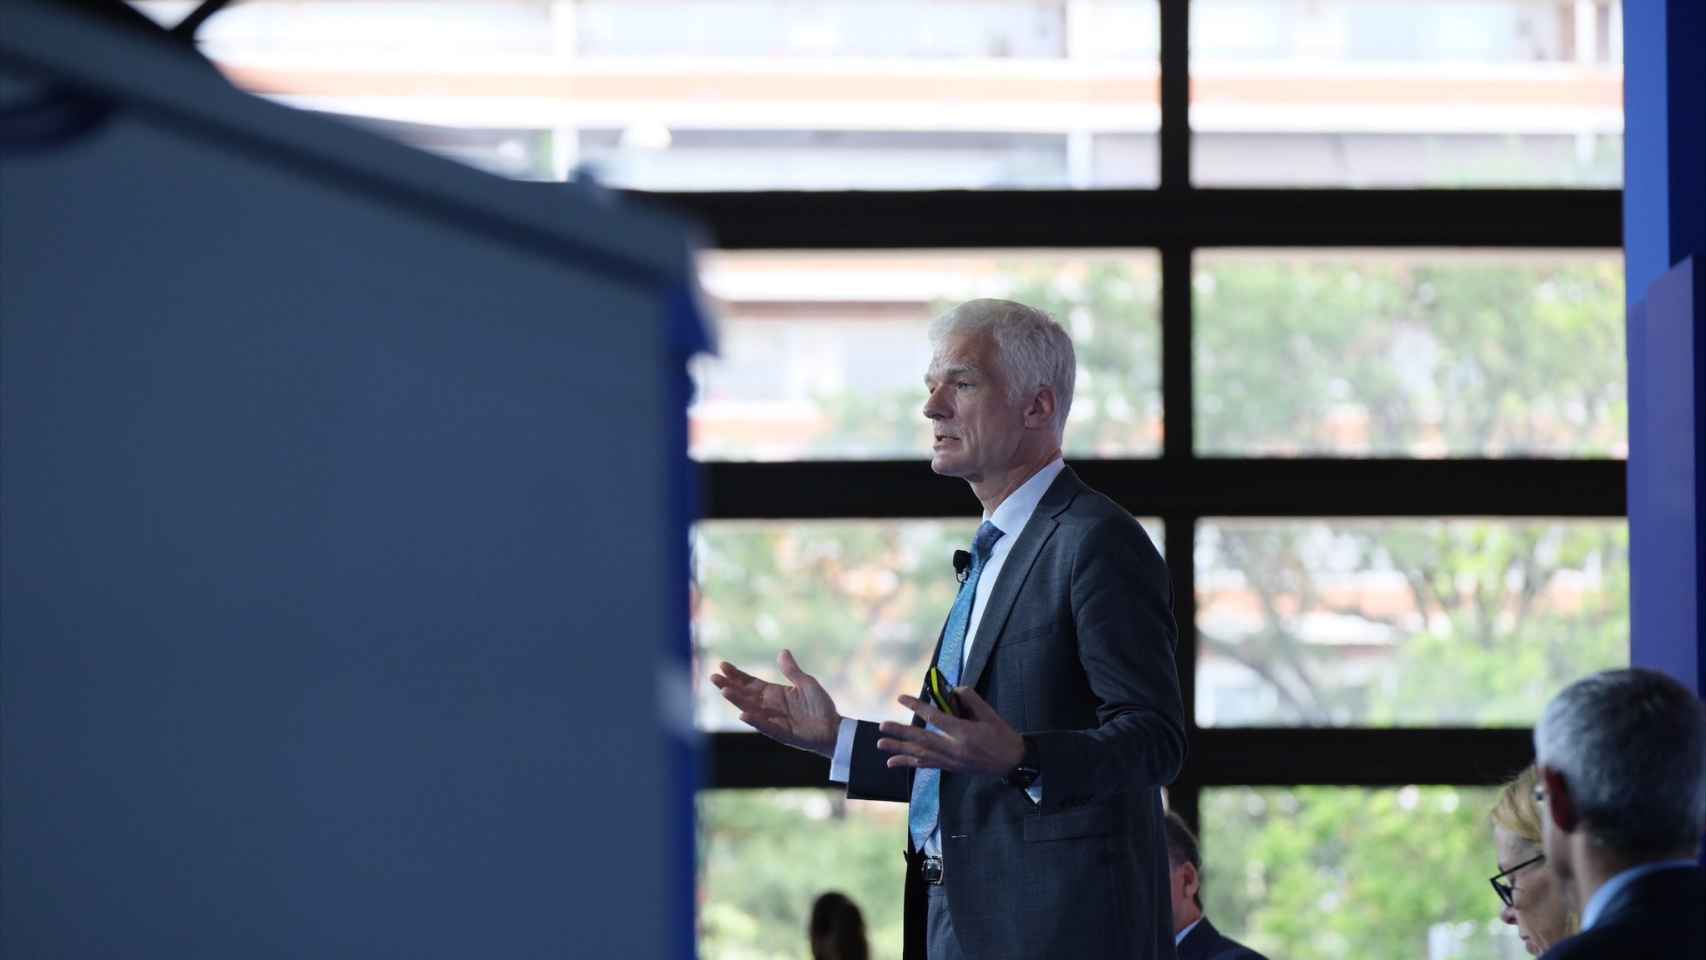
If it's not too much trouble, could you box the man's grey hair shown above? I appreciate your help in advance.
[1533,668,1706,857]
[928,298,1076,437]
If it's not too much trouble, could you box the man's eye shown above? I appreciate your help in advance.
[956,381,973,389]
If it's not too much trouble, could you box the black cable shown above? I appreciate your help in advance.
[171,0,238,40]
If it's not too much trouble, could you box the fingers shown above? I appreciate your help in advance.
[712,660,778,694]
[712,661,758,687]
[777,649,817,691]
[878,719,935,743]
[712,663,776,713]
[885,689,1020,776]
[897,694,958,733]
[875,723,955,769]
[954,686,993,720]
[876,721,953,753]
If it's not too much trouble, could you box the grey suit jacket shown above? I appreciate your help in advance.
[845,465,1187,960]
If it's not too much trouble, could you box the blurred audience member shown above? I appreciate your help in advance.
[1487,764,1577,955]
[1164,812,1267,960]
[809,891,869,960]
[1533,668,1706,959]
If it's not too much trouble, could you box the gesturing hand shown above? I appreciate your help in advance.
[709,650,842,758]
[876,687,1025,778]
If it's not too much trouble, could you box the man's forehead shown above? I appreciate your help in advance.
[925,354,981,378]
[925,331,994,376]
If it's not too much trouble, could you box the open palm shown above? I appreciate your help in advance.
[709,650,842,758]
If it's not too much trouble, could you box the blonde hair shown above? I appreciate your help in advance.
[1490,765,1545,844]
[1490,764,1580,938]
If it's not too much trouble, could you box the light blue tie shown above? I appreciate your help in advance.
[909,520,1004,850]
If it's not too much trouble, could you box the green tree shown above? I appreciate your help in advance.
[700,791,906,960]
[1194,256,1625,456]
[1197,519,1627,727]
[1201,786,1517,960]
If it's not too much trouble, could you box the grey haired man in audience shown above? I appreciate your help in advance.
[1532,667,1705,959]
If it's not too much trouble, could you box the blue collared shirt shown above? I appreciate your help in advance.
[1175,918,1202,946]
[1579,859,1698,930]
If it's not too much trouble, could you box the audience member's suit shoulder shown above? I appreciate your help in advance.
[1541,867,1704,960]
[1178,918,1269,960]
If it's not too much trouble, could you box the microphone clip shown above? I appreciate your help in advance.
[952,549,971,585]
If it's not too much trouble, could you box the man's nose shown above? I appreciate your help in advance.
[1499,902,1518,926]
[922,387,949,420]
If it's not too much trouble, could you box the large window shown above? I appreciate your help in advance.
[134,0,1164,189]
[1191,0,1623,187]
[152,2,1627,957]
[137,0,1620,191]
[693,250,1161,460]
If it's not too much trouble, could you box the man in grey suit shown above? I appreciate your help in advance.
[712,298,1187,959]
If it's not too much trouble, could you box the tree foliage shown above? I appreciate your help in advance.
[1201,786,1520,960]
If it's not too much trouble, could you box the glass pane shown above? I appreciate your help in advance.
[1191,0,1623,187]
[699,789,905,960]
[1194,250,1625,458]
[1195,519,1627,728]
[695,518,1164,731]
[1201,786,1529,959]
[694,250,1161,461]
[135,0,1160,188]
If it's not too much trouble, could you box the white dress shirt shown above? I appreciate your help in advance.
[827,456,1066,856]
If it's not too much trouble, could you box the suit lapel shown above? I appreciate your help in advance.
[959,467,1082,693]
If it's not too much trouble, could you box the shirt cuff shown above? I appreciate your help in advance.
[828,717,859,783]
[1027,776,1043,805]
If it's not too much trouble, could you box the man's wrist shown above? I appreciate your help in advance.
[814,716,845,759]
[1004,735,1040,789]
[826,717,858,784]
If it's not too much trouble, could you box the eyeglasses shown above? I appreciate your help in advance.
[1489,853,1546,907]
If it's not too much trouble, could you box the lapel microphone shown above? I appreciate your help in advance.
[952,550,971,584]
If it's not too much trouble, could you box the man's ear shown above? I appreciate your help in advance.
[1024,385,1056,429]
[1179,861,1200,900]
[1540,765,1580,834]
